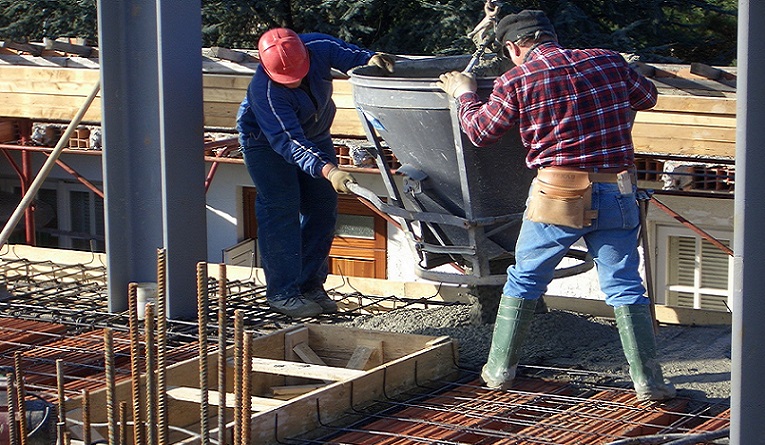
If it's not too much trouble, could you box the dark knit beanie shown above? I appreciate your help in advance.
[495,10,556,44]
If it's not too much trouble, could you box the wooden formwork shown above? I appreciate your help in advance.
[65,323,459,444]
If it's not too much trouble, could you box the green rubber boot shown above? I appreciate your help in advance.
[480,296,537,390]
[614,304,677,401]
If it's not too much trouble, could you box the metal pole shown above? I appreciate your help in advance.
[0,81,100,249]
[731,0,765,442]
[98,0,206,318]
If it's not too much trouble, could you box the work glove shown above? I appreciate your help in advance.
[367,53,396,73]
[327,167,357,194]
[437,71,477,98]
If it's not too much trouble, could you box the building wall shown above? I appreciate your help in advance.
[0,148,736,303]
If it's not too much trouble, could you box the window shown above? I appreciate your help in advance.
[655,225,732,311]
[67,189,105,251]
[329,195,387,279]
[241,187,388,279]
[7,182,104,251]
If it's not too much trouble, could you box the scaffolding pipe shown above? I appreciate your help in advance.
[0,81,100,249]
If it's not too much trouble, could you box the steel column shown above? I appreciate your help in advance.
[97,0,206,319]
[731,0,765,443]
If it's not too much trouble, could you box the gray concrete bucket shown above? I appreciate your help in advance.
[348,55,591,285]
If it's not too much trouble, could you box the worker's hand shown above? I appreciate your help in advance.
[437,71,477,98]
[367,53,396,73]
[327,167,357,194]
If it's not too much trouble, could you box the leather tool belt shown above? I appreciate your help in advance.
[525,166,635,229]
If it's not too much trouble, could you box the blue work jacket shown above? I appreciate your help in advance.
[236,33,374,178]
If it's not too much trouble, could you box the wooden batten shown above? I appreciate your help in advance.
[0,55,738,160]
[65,323,459,445]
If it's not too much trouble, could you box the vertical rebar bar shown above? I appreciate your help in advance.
[56,359,67,438]
[241,332,252,445]
[217,263,228,445]
[156,248,168,445]
[104,328,117,445]
[144,303,157,445]
[119,401,128,445]
[233,310,243,445]
[14,352,27,445]
[81,389,91,445]
[57,422,66,445]
[128,282,145,445]
[7,373,18,445]
[197,261,210,444]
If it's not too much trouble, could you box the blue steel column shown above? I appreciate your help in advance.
[156,1,207,320]
[97,0,207,319]
[731,0,765,443]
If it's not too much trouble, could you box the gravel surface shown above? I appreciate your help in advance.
[343,298,731,405]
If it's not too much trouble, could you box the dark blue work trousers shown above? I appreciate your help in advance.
[242,143,337,302]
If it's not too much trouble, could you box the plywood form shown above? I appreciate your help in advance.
[63,323,459,445]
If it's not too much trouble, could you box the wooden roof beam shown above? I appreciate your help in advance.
[0,40,44,56]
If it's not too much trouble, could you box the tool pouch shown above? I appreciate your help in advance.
[526,169,597,229]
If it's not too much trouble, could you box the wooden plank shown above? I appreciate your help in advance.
[306,324,435,367]
[346,339,383,370]
[249,357,366,381]
[44,39,95,57]
[0,65,99,82]
[202,73,251,89]
[653,95,736,115]
[330,108,365,137]
[0,93,102,121]
[244,335,459,444]
[650,76,736,94]
[635,110,736,128]
[166,386,285,412]
[0,79,99,96]
[285,327,326,384]
[633,135,735,158]
[0,40,44,56]
[293,342,328,366]
[269,384,325,400]
[203,102,238,128]
[203,86,248,103]
[632,122,736,143]
[209,46,247,63]
[284,327,309,361]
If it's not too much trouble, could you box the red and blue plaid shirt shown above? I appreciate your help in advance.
[457,42,658,169]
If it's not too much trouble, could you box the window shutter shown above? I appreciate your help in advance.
[665,234,731,311]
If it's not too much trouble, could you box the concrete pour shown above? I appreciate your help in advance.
[343,298,732,405]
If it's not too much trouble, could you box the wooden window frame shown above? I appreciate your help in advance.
[242,187,387,279]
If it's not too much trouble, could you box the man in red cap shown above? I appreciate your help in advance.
[437,10,675,402]
[236,28,394,318]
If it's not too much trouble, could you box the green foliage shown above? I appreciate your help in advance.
[0,0,97,42]
[0,0,738,65]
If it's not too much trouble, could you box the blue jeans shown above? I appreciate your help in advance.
[504,182,649,307]
[241,140,337,302]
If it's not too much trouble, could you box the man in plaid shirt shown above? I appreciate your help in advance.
[438,10,675,401]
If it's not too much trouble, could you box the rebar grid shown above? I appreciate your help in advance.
[291,373,730,445]
[0,255,471,420]
[0,256,731,445]
[0,256,464,339]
